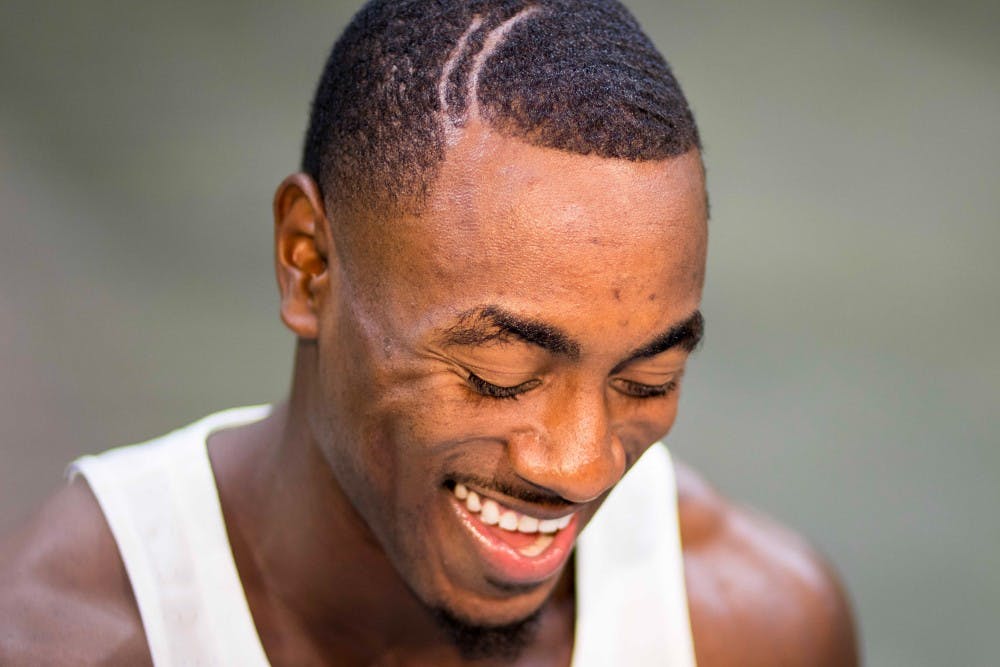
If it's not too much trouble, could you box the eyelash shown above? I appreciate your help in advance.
[466,374,678,400]
[466,373,539,400]
[614,378,679,398]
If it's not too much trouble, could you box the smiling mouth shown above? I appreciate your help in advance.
[454,483,573,555]
[446,481,579,585]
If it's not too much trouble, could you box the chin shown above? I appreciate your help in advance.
[428,597,547,661]
[419,542,571,632]
[446,578,556,626]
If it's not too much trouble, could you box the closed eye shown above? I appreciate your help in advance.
[612,378,679,399]
[467,372,541,400]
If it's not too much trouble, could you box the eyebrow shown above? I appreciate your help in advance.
[440,305,581,359]
[612,310,704,373]
[440,306,703,366]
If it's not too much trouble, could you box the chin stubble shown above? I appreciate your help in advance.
[431,605,543,661]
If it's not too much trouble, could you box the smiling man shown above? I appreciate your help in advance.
[0,1,858,665]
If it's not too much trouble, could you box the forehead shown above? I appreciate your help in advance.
[357,124,708,343]
[430,124,702,232]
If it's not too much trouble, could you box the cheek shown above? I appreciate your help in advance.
[309,317,413,529]
[373,365,537,448]
[613,397,682,463]
[331,372,466,517]
[311,377,432,565]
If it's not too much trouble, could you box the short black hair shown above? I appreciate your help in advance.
[302,0,700,219]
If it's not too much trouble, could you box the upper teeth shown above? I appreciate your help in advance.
[454,484,573,534]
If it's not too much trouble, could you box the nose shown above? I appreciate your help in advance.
[507,383,626,504]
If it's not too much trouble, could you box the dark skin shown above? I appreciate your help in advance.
[0,123,858,665]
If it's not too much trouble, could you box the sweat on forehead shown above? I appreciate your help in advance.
[301,0,701,222]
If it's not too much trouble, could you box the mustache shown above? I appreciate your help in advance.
[449,473,574,509]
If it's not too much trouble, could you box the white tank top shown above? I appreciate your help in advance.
[70,406,696,666]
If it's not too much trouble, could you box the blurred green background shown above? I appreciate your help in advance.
[1,1,997,664]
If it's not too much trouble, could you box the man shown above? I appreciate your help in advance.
[0,0,858,664]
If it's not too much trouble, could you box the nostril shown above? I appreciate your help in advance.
[508,440,625,505]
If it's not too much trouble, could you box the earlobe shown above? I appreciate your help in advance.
[273,173,334,339]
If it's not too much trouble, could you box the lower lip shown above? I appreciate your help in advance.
[448,495,579,586]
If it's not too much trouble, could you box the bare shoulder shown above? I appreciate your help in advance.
[674,462,859,667]
[0,477,152,666]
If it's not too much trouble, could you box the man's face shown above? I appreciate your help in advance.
[311,124,707,627]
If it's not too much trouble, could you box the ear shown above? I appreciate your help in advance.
[273,173,335,339]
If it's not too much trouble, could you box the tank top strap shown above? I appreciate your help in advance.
[572,442,697,666]
[70,406,272,667]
